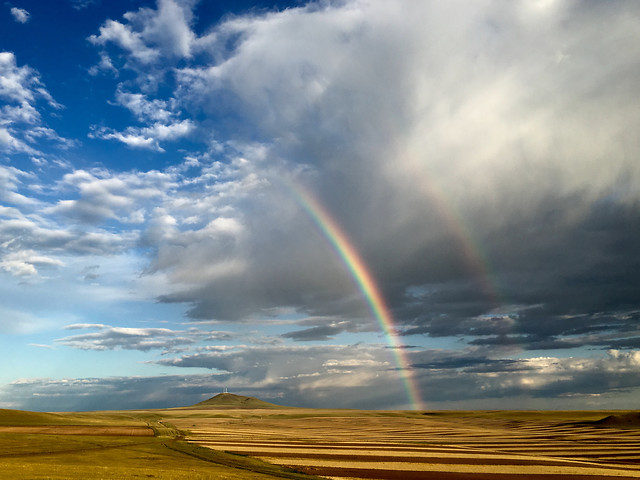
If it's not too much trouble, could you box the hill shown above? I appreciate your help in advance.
[0,409,73,426]
[593,412,640,429]
[192,392,282,409]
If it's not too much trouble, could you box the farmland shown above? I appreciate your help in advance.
[2,394,640,479]
[0,405,321,479]
[170,405,640,479]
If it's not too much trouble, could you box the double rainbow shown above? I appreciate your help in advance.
[292,185,424,410]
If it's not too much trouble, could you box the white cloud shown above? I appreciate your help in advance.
[90,127,160,150]
[0,165,39,206]
[88,0,195,72]
[49,168,175,224]
[56,323,238,354]
[23,126,76,149]
[130,0,195,59]
[0,52,59,108]
[89,19,159,64]
[88,52,118,76]
[10,7,30,24]
[64,323,107,330]
[114,88,173,122]
[89,119,193,151]
[0,250,64,276]
[57,325,193,352]
[0,51,66,154]
[0,213,137,259]
[0,126,37,154]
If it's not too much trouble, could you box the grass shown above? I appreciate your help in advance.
[192,393,286,409]
[0,408,325,480]
[0,409,79,426]
[0,435,278,479]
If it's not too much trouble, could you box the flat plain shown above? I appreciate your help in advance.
[2,395,640,479]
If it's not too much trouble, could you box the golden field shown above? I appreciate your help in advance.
[2,394,640,479]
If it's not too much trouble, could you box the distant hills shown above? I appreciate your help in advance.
[192,392,282,409]
[0,409,72,426]
[593,412,640,429]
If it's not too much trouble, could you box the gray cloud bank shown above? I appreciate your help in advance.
[4,348,640,411]
[140,0,640,347]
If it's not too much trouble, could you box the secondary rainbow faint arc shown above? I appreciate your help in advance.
[291,185,424,411]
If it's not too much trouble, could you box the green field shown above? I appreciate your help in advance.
[0,401,324,480]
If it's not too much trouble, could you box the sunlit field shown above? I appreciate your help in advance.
[2,394,640,479]
[0,403,321,479]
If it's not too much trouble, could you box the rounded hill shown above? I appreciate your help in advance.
[192,393,282,409]
[593,412,640,429]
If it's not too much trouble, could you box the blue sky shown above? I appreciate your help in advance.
[2,0,640,412]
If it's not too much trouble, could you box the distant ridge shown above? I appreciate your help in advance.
[192,392,282,409]
[593,412,640,429]
[0,409,70,426]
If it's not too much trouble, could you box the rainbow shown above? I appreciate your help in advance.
[416,175,504,309]
[291,185,424,411]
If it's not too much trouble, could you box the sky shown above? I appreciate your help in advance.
[1,0,640,412]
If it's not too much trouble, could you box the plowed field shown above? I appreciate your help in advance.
[173,410,640,480]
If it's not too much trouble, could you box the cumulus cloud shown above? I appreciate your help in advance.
[10,7,30,24]
[114,88,174,122]
[0,126,35,153]
[0,250,64,276]
[88,0,196,80]
[0,217,136,258]
[89,119,193,151]
[0,165,38,206]
[0,167,140,282]
[50,168,175,224]
[0,51,67,154]
[0,52,60,110]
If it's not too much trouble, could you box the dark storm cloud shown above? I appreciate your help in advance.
[127,0,640,347]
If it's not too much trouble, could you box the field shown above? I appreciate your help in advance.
[2,396,640,479]
[0,406,321,479]
[169,407,640,480]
